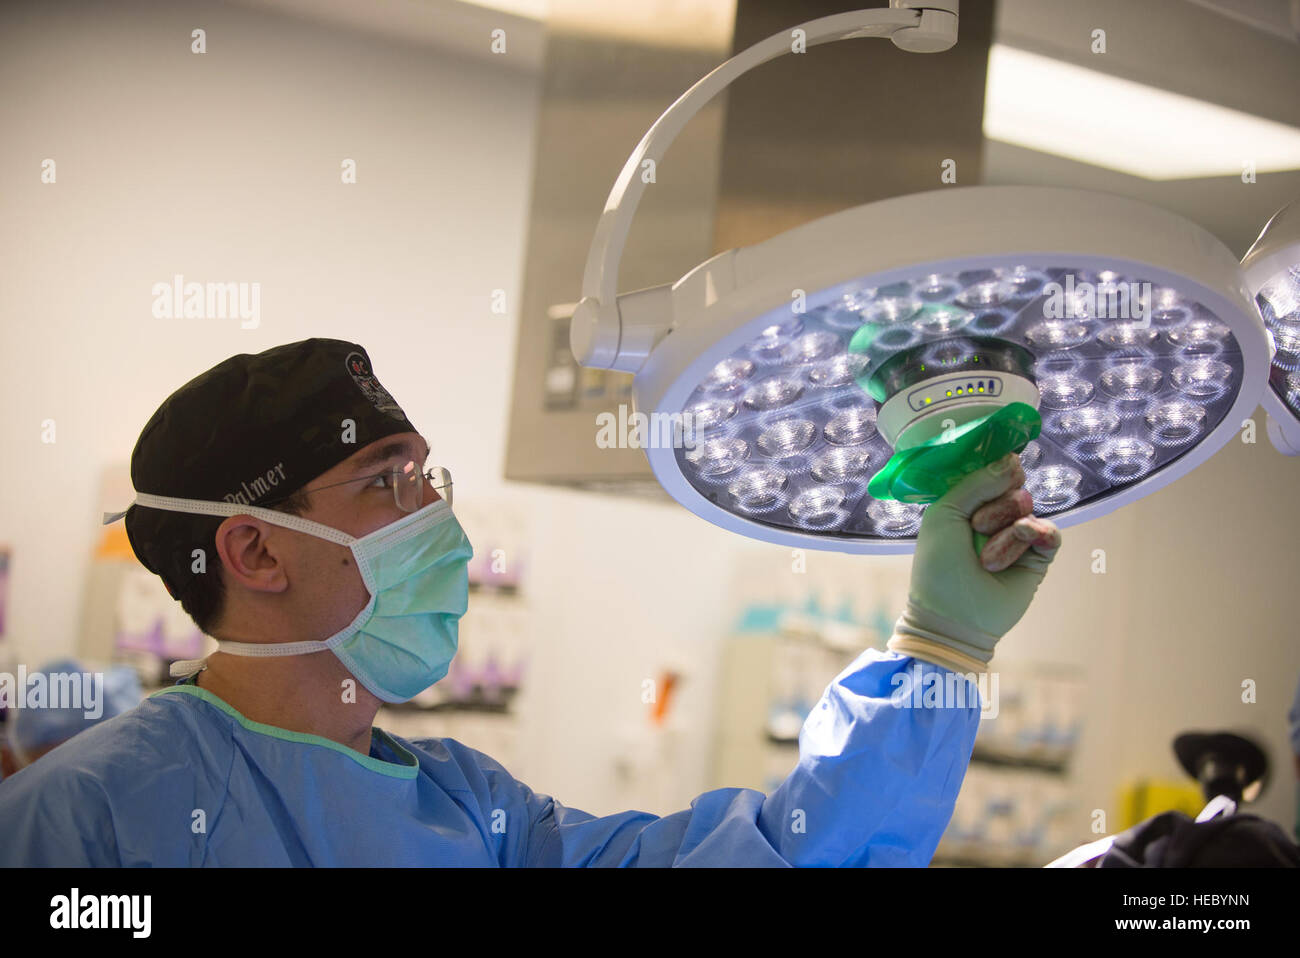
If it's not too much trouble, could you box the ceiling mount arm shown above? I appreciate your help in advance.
[570,2,960,370]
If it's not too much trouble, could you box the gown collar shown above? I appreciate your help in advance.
[151,682,420,780]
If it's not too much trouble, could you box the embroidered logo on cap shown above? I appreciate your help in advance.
[345,351,406,421]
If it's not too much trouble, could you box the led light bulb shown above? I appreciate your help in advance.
[757,419,817,458]
[1099,362,1162,402]
[1039,373,1095,409]
[916,273,961,301]
[1026,320,1092,349]
[743,377,803,410]
[810,446,873,482]
[685,437,749,477]
[781,331,843,364]
[824,405,878,445]
[864,295,922,324]
[1026,465,1084,510]
[1171,359,1233,399]
[808,353,867,386]
[1098,322,1158,347]
[1098,437,1157,482]
[1144,399,1207,446]
[788,486,849,529]
[728,468,788,511]
[704,358,755,393]
[688,398,737,431]
[751,318,804,360]
[867,499,924,536]
[1053,406,1121,443]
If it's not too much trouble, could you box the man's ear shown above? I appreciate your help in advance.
[213,516,291,595]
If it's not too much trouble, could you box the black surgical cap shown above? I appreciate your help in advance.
[124,338,415,599]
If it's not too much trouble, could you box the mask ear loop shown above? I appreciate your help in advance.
[119,493,360,677]
[126,493,359,546]
[108,493,448,677]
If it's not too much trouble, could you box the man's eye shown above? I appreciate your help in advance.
[368,474,392,489]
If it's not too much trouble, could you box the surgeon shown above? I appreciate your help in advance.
[0,338,1059,866]
[0,660,143,781]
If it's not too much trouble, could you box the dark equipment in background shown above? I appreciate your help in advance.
[1050,729,1299,867]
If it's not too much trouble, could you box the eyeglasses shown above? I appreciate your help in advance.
[276,455,453,513]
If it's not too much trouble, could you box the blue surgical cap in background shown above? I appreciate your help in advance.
[9,659,143,754]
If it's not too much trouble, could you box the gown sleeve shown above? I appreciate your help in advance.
[453,648,981,867]
[0,759,121,867]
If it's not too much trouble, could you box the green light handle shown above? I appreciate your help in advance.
[868,402,1042,559]
[868,402,1041,504]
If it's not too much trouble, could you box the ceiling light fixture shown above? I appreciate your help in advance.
[982,44,1300,181]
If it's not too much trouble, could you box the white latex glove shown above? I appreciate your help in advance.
[887,453,1061,674]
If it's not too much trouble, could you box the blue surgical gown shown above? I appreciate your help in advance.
[0,649,979,866]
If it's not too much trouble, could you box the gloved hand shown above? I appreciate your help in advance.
[887,452,1061,674]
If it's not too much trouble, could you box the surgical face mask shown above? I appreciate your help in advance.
[134,493,473,704]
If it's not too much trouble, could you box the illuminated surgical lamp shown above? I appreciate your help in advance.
[570,2,1270,554]
[1240,197,1300,456]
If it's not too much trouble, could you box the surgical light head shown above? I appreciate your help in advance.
[570,6,1271,554]
[1240,197,1300,456]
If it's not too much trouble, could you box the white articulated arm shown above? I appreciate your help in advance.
[570,2,960,372]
